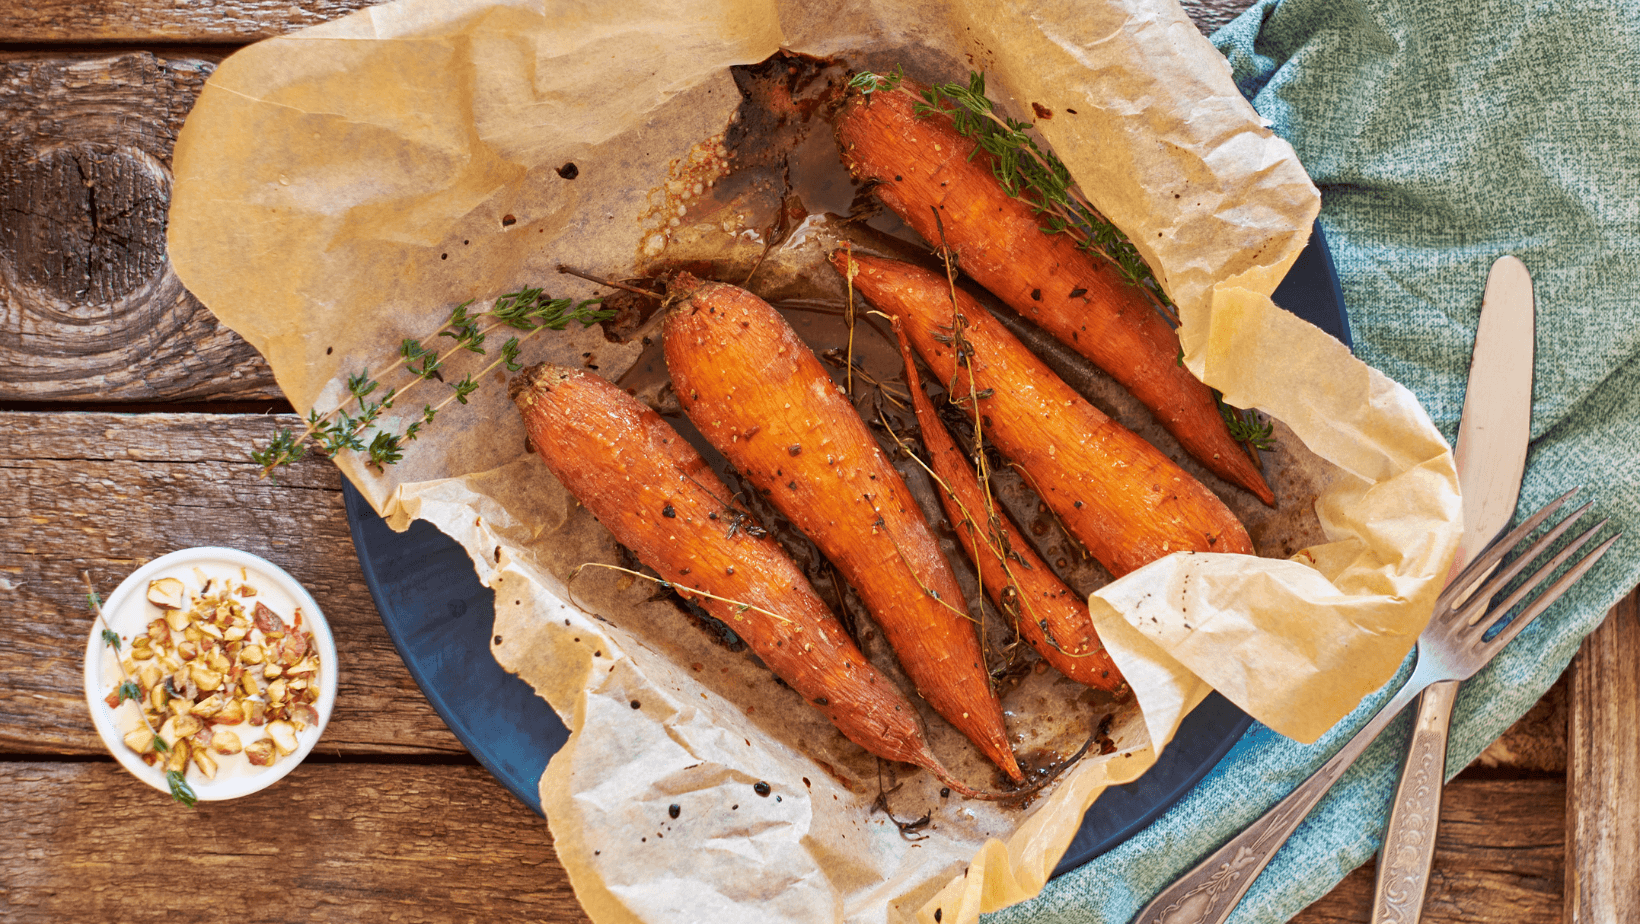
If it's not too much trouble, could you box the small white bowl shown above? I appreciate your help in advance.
[83,547,338,801]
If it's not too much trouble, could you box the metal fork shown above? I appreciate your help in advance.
[1132,488,1618,924]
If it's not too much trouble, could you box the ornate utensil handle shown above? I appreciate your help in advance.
[1370,680,1458,924]
[1133,672,1431,924]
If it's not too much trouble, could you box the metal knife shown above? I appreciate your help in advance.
[1370,255,1536,923]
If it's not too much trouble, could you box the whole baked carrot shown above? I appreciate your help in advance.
[836,252,1254,578]
[890,319,1125,692]
[834,82,1275,505]
[663,273,1023,783]
[511,362,994,792]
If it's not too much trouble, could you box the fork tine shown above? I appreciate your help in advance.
[1461,518,1609,642]
[1448,499,1595,627]
[1475,531,1619,657]
[1436,487,1579,614]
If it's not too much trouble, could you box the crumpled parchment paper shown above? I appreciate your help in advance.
[166,0,1462,922]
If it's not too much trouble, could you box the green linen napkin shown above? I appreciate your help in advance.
[992,0,1640,920]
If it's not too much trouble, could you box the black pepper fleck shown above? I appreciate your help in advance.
[754,781,771,797]
[662,504,676,518]
[630,700,641,710]
[668,804,681,819]
[557,162,579,179]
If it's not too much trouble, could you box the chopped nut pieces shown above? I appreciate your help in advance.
[244,739,277,766]
[110,574,322,784]
[267,721,298,756]
[146,577,187,610]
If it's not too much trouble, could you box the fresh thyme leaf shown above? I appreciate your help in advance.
[101,628,121,650]
[367,431,404,468]
[152,736,171,755]
[86,590,102,613]
[166,769,198,808]
[847,66,903,95]
[1217,393,1274,450]
[116,679,141,704]
[346,370,378,399]
[909,71,1177,324]
[251,283,618,479]
[451,374,480,405]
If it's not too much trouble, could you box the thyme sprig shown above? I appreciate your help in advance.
[1219,394,1275,451]
[856,70,1178,326]
[853,68,1274,456]
[86,573,197,808]
[251,287,613,479]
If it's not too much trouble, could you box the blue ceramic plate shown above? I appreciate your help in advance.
[344,220,1350,875]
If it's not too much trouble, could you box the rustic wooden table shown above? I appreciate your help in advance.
[2,2,1636,922]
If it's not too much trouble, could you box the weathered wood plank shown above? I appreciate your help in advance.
[0,53,280,403]
[0,410,464,755]
[1566,592,1640,924]
[0,0,1261,43]
[0,763,1557,924]
[1295,778,1565,924]
[0,761,586,924]
[0,0,378,43]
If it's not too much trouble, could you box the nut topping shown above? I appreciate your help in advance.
[109,571,322,786]
[146,577,187,611]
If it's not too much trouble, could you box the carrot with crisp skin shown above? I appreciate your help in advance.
[511,362,995,793]
[837,252,1254,579]
[890,319,1125,692]
[835,83,1275,506]
[663,273,1023,783]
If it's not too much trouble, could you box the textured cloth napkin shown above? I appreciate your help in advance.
[991,0,1640,920]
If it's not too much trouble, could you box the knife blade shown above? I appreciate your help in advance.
[1370,255,1535,923]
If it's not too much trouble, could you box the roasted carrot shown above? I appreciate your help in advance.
[890,319,1125,693]
[836,252,1253,579]
[510,362,995,791]
[662,273,1023,783]
[834,82,1275,505]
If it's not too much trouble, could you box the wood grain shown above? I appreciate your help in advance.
[0,764,1556,924]
[0,410,464,756]
[0,53,279,403]
[0,761,585,924]
[1295,779,1564,924]
[0,0,378,43]
[1565,592,1640,924]
[0,0,1261,43]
